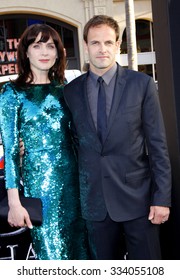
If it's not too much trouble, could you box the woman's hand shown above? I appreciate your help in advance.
[7,188,33,229]
[8,204,33,229]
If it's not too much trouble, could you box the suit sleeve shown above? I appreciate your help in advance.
[63,86,79,158]
[142,77,171,206]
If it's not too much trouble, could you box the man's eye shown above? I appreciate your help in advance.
[106,41,114,45]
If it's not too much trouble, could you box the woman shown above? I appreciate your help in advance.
[0,24,88,260]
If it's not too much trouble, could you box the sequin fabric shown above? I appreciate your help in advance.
[0,81,89,260]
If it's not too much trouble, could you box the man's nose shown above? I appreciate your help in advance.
[99,43,106,52]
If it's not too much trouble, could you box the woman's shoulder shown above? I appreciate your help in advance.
[53,80,65,89]
[0,81,16,96]
[0,82,22,107]
[51,80,65,97]
[1,81,14,90]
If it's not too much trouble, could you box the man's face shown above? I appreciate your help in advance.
[84,24,120,76]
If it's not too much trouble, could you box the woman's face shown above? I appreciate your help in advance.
[26,32,58,76]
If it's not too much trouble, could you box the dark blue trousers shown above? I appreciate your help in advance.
[86,214,161,260]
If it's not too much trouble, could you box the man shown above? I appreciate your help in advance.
[63,15,171,260]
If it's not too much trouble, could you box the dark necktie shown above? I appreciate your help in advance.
[97,77,107,143]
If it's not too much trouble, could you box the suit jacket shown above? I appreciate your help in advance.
[64,64,172,222]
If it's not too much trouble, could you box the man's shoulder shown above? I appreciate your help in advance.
[65,72,87,90]
[68,72,86,83]
[119,65,151,82]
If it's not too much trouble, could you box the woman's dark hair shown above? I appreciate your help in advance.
[15,24,66,86]
[83,15,120,43]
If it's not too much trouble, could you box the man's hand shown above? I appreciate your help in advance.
[148,206,170,224]
[19,138,25,156]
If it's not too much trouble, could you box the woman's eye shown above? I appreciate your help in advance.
[47,44,55,49]
[33,44,40,49]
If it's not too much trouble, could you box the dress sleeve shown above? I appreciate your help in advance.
[0,83,21,189]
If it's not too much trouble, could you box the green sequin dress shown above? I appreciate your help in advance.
[0,81,89,260]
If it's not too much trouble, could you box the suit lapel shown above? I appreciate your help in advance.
[105,66,126,142]
[82,74,102,150]
[83,74,97,133]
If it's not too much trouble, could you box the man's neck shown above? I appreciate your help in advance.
[89,62,116,76]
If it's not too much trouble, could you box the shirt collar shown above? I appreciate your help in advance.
[88,63,117,86]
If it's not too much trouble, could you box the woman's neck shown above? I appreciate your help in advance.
[32,77,50,84]
[29,70,50,84]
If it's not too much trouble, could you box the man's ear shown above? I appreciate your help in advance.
[84,41,89,61]
[116,40,121,54]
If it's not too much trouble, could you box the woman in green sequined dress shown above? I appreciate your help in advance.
[0,24,88,260]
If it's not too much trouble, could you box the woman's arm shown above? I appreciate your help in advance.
[0,83,32,229]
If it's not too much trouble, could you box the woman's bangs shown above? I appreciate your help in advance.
[38,31,51,43]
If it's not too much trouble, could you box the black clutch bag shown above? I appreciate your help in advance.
[0,195,43,226]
